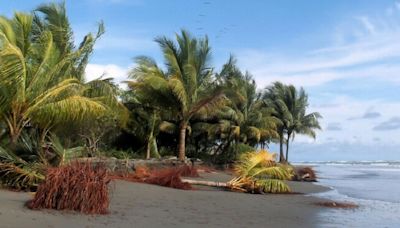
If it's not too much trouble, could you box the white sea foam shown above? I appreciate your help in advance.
[310,163,400,227]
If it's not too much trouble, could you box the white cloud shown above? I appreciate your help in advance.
[308,96,400,145]
[85,64,131,88]
[236,3,400,89]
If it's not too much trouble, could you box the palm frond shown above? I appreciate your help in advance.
[256,179,291,193]
[0,162,45,190]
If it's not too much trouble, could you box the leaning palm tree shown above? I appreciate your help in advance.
[182,149,292,193]
[284,85,321,162]
[122,95,162,159]
[128,30,225,161]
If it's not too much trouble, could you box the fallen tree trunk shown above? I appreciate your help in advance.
[181,178,228,188]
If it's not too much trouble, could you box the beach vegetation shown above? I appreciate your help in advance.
[127,30,226,161]
[263,82,322,162]
[227,149,292,193]
[0,2,321,194]
[0,2,125,190]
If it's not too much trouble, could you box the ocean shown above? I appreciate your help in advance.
[294,161,400,228]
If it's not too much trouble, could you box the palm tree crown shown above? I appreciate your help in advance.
[128,30,225,160]
[263,82,321,162]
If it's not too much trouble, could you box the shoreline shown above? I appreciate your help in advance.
[0,171,332,228]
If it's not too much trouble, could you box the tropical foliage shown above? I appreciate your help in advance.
[127,30,226,161]
[0,2,321,191]
[181,149,293,193]
[263,82,322,162]
[228,149,292,193]
[0,3,126,190]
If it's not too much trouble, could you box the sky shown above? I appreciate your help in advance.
[1,0,400,161]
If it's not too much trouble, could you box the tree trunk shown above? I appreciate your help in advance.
[151,138,160,158]
[181,178,228,187]
[279,131,286,163]
[286,132,290,163]
[7,119,23,150]
[146,139,151,159]
[178,121,187,161]
[146,112,157,160]
[39,127,51,165]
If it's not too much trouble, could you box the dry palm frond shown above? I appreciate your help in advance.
[27,161,110,214]
[111,165,198,190]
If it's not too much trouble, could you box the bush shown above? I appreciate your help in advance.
[27,161,111,214]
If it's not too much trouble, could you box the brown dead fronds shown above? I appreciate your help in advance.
[27,161,110,214]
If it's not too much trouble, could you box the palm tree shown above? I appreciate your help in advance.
[182,149,292,193]
[284,86,321,162]
[262,82,292,163]
[122,97,162,159]
[0,4,126,152]
[263,82,321,163]
[0,4,127,190]
[217,56,278,147]
[128,30,225,161]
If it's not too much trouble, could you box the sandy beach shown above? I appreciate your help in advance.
[0,172,329,228]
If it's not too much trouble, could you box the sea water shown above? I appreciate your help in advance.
[294,161,400,228]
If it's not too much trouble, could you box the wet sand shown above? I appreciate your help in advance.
[0,172,329,228]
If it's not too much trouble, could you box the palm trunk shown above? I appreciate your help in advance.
[39,127,51,165]
[146,139,151,159]
[146,112,157,159]
[181,178,228,187]
[286,132,290,163]
[151,138,160,158]
[279,131,286,163]
[5,115,24,150]
[178,121,187,161]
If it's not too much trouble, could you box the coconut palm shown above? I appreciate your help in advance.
[128,30,225,161]
[262,82,293,162]
[182,149,292,193]
[263,82,322,163]
[284,86,321,162]
[217,57,278,147]
[179,57,278,161]
[123,98,162,159]
[0,11,108,147]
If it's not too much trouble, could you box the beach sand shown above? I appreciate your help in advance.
[0,172,329,228]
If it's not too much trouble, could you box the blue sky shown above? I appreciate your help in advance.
[2,0,400,161]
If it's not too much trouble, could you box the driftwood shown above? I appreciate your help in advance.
[181,179,228,188]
